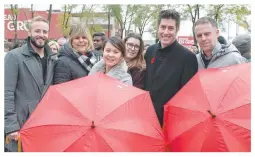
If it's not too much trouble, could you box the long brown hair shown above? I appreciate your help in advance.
[124,33,146,70]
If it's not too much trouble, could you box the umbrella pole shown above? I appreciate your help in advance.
[91,121,95,129]
[207,110,216,118]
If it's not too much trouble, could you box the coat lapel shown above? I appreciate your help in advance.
[24,57,44,94]
[45,54,57,85]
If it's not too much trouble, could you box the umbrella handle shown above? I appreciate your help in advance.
[18,135,22,152]
[5,134,22,152]
[5,136,9,144]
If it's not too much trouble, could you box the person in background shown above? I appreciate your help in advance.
[145,9,198,126]
[89,36,132,85]
[194,17,247,70]
[53,22,100,84]
[124,33,146,89]
[48,40,60,54]
[4,42,12,52]
[93,32,106,53]
[143,44,150,55]
[191,44,199,54]
[11,42,23,50]
[4,16,57,152]
[232,33,251,62]
[57,37,67,48]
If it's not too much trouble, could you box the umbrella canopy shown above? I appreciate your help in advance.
[20,73,165,152]
[164,63,251,152]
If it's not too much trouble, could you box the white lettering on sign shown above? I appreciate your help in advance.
[178,38,194,45]
[7,21,29,31]
[4,14,16,21]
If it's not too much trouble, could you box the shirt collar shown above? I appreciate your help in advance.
[202,41,222,60]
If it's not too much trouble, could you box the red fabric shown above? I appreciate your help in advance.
[164,63,251,152]
[20,73,165,152]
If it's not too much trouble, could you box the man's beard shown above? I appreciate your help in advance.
[31,36,47,48]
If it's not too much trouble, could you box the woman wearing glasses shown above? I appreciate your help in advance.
[124,33,146,89]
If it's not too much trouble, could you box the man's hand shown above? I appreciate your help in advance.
[7,131,19,141]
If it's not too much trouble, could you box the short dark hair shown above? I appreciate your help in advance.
[158,9,181,31]
[103,36,126,57]
[93,32,106,41]
[195,17,218,28]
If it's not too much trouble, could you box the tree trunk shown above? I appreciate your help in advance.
[11,4,18,47]
[48,4,52,32]
[31,4,34,18]
[120,27,124,39]
[197,5,200,19]
[108,7,111,38]
[65,7,73,29]
[63,5,67,26]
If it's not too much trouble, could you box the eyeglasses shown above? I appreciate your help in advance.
[126,43,140,51]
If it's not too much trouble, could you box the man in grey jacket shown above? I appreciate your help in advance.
[194,17,247,70]
[4,16,57,152]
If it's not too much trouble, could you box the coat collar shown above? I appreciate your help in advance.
[157,40,178,52]
[89,59,128,81]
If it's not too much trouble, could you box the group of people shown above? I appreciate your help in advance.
[4,9,250,152]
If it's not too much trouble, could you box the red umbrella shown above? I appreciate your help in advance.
[164,63,251,152]
[20,73,165,152]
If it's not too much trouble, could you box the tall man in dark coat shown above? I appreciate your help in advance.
[4,16,57,152]
[145,10,198,126]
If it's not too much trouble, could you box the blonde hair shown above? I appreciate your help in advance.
[68,22,94,52]
[48,40,60,50]
[29,16,49,31]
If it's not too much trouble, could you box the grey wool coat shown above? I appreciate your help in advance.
[4,42,57,152]
[89,59,133,85]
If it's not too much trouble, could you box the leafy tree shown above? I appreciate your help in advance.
[59,4,78,36]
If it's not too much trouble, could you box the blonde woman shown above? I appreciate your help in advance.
[53,22,100,84]
[124,33,146,89]
[48,40,60,54]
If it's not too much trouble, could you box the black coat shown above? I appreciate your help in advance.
[145,41,198,126]
[129,67,146,90]
[53,43,100,84]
